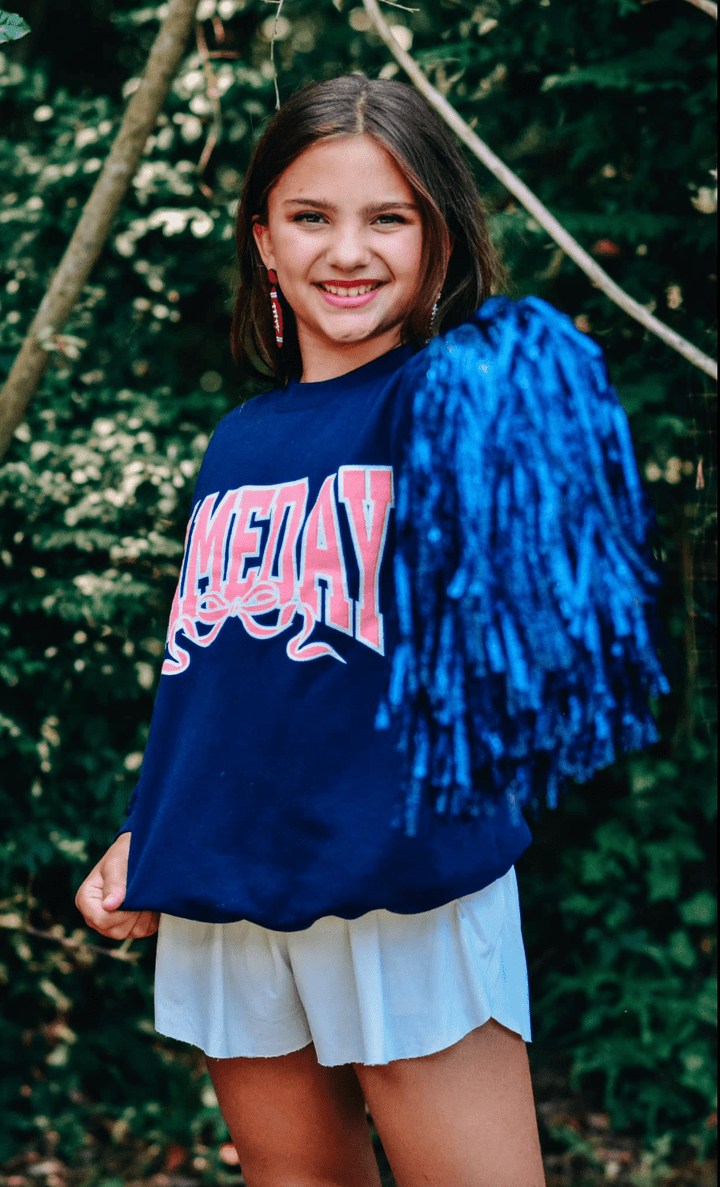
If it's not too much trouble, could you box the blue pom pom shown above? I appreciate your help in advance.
[379,296,670,837]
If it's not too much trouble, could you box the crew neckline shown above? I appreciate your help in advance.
[286,342,417,398]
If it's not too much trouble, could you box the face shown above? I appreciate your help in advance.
[253,134,426,381]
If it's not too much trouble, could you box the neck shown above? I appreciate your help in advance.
[297,325,404,384]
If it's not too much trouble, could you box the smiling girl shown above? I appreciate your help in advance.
[76,74,667,1187]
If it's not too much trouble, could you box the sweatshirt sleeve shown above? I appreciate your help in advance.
[114,788,137,839]
[376,296,671,837]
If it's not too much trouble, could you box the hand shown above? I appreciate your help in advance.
[75,833,160,940]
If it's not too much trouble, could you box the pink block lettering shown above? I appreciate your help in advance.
[299,475,352,635]
[162,465,395,675]
[338,466,394,654]
[163,516,196,674]
[223,485,276,605]
[256,479,309,608]
[183,490,238,622]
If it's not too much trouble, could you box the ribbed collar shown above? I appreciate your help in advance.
[279,342,418,407]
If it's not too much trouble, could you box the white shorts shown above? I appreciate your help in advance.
[154,865,531,1067]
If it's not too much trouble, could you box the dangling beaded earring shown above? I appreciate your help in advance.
[427,295,441,342]
[268,269,284,348]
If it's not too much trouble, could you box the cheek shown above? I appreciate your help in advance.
[394,230,424,278]
[275,227,313,273]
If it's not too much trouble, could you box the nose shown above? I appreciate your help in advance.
[324,219,372,271]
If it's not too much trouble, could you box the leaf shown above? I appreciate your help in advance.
[541,51,688,94]
[0,10,31,42]
[617,381,668,416]
[645,863,680,904]
[694,979,718,1027]
[680,891,717,927]
[668,929,697,969]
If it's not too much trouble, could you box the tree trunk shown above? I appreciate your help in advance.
[0,0,199,462]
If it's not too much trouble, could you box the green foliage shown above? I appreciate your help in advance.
[0,10,30,43]
[0,0,716,1174]
[523,737,717,1151]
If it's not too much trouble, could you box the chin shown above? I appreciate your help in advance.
[322,326,380,345]
[335,330,377,343]
[336,315,400,341]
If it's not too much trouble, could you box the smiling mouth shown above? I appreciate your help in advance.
[316,282,385,297]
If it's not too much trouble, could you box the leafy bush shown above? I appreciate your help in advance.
[0,0,716,1172]
[522,738,716,1157]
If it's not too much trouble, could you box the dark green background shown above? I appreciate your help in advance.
[0,0,716,1180]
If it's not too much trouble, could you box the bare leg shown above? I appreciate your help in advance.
[354,1018,545,1187]
[206,1040,382,1187]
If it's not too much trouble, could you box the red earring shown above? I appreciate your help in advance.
[268,269,284,348]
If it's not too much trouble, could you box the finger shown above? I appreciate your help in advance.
[76,885,114,932]
[100,865,129,911]
[100,867,127,910]
[101,917,139,941]
[76,861,121,922]
[101,888,127,912]
[100,846,131,912]
[75,867,106,913]
[130,912,160,938]
[105,911,159,941]
[82,905,138,936]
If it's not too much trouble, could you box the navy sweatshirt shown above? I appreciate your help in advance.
[119,341,533,929]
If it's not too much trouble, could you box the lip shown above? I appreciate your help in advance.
[315,281,386,309]
[317,279,386,288]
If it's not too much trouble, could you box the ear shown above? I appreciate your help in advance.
[252,218,276,272]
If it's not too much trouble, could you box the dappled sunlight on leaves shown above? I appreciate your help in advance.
[0,0,715,1179]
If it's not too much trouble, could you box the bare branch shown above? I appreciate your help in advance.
[195,17,224,198]
[363,0,717,382]
[0,915,140,963]
[373,0,419,10]
[683,0,717,18]
[269,0,287,111]
[0,0,200,463]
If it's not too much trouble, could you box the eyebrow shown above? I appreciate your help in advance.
[282,198,418,215]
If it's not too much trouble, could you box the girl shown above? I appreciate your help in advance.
[76,74,666,1187]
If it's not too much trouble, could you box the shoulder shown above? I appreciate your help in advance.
[206,385,285,444]
[391,295,622,480]
[188,388,285,498]
[396,295,611,415]
[412,296,604,372]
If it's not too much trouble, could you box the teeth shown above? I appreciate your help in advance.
[321,283,379,296]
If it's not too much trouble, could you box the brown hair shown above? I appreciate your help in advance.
[231,73,506,384]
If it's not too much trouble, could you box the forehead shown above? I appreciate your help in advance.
[268,134,416,208]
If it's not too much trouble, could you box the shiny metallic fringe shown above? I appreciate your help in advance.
[375,296,671,838]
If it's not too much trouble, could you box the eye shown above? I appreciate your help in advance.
[373,214,407,225]
[293,211,327,224]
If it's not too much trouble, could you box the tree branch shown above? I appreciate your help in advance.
[270,0,287,111]
[683,0,717,19]
[195,17,225,199]
[363,0,717,382]
[0,0,200,463]
[0,915,140,962]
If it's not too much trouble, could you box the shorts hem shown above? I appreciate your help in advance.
[315,1010,531,1067]
[154,1010,530,1066]
[154,1018,316,1061]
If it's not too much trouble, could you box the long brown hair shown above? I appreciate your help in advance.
[231,73,506,385]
